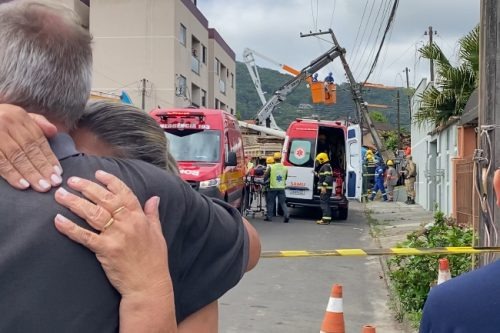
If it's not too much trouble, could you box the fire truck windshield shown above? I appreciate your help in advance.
[166,130,220,163]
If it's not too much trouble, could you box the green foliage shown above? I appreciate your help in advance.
[387,211,474,327]
[384,131,399,151]
[370,111,387,122]
[235,62,411,130]
[414,25,479,127]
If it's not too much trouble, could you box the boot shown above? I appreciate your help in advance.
[316,219,330,225]
[405,196,410,204]
[409,198,415,205]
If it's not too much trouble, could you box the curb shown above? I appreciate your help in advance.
[364,202,417,333]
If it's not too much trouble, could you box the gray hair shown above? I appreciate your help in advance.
[0,1,92,128]
[78,101,179,175]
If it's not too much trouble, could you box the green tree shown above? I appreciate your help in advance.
[414,25,479,127]
[370,111,388,122]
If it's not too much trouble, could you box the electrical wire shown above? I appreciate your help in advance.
[356,0,391,75]
[349,0,375,69]
[362,0,399,85]
[473,125,500,264]
[329,0,337,28]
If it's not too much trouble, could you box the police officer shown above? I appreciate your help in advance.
[315,152,334,225]
[264,152,289,223]
[402,155,417,204]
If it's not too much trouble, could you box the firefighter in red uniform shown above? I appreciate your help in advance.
[315,152,334,225]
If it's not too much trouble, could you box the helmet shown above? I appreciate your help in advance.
[266,156,275,164]
[366,149,373,155]
[315,152,329,164]
[273,152,282,160]
[387,160,394,166]
[329,72,332,76]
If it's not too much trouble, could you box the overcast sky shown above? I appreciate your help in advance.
[198,0,479,87]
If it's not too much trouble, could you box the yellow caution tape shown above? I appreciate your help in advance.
[261,246,499,258]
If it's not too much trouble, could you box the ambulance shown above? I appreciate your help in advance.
[282,119,362,220]
[150,108,246,212]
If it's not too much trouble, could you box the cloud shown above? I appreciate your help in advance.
[198,0,479,86]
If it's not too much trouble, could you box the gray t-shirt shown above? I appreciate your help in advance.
[0,134,248,332]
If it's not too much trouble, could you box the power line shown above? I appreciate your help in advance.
[329,0,337,28]
[363,0,400,85]
[357,0,393,78]
[349,0,375,67]
[351,0,382,74]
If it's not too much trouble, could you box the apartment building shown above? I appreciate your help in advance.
[56,0,236,113]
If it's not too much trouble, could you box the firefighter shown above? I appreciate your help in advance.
[315,152,334,225]
[370,160,388,201]
[264,152,289,223]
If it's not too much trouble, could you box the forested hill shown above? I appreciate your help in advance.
[236,61,411,130]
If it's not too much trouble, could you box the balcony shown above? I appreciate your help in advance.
[219,79,226,94]
[191,56,200,75]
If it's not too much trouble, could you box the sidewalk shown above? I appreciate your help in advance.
[365,186,434,248]
[364,186,435,333]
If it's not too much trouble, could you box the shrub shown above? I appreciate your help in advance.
[387,211,474,327]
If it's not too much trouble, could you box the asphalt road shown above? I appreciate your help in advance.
[219,201,406,333]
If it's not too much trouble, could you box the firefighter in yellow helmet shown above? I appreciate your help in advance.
[264,151,289,222]
[315,152,333,225]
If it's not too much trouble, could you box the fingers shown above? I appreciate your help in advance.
[0,104,62,192]
[66,173,141,213]
[143,196,161,224]
[95,170,142,210]
[29,113,57,138]
[55,187,112,231]
[54,213,101,253]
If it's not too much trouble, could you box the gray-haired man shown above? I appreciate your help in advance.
[0,2,259,331]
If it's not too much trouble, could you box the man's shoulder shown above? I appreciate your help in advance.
[63,155,183,195]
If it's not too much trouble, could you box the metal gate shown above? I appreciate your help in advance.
[455,160,477,225]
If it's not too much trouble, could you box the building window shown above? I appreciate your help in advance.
[231,73,234,88]
[215,98,220,109]
[201,89,207,107]
[202,45,207,64]
[179,24,186,46]
[177,75,187,96]
[230,108,234,115]
[215,58,220,76]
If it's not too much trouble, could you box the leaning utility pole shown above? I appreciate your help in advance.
[141,78,148,110]
[424,26,436,82]
[478,0,500,264]
[403,67,412,116]
[396,90,401,150]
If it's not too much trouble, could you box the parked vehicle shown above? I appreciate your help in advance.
[282,118,362,220]
[150,108,246,212]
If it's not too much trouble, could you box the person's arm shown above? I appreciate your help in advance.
[243,217,261,271]
[53,171,177,333]
[0,104,62,191]
[178,301,218,333]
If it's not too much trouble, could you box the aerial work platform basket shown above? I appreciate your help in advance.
[310,81,337,104]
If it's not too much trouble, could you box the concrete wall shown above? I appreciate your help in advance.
[89,0,235,112]
[411,78,458,216]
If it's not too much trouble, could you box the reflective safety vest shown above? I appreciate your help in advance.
[269,163,287,190]
[318,163,333,189]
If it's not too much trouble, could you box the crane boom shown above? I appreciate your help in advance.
[255,45,342,127]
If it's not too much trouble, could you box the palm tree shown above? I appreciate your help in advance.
[414,25,479,127]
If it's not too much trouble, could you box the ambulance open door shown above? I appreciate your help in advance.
[345,124,362,201]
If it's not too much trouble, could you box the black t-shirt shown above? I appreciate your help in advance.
[0,134,248,332]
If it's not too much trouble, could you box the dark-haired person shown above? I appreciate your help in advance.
[0,2,259,332]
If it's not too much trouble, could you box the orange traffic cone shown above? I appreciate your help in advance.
[437,258,451,285]
[320,284,345,333]
[362,325,376,333]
